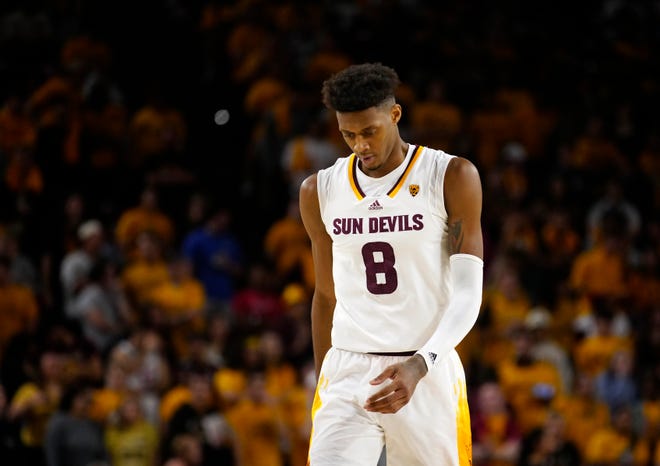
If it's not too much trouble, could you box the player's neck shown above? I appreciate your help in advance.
[385,140,410,173]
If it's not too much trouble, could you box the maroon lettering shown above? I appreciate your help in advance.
[398,215,410,231]
[359,214,426,234]
[379,216,389,232]
[412,214,424,230]
[332,218,364,235]
[332,218,342,235]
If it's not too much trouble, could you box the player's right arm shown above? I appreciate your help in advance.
[299,173,336,378]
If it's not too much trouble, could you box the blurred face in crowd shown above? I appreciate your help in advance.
[476,382,507,414]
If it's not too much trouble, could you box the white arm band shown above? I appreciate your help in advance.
[415,253,483,370]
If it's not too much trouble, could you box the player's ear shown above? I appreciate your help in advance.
[390,103,402,125]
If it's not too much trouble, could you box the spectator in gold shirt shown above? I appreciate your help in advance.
[146,255,206,360]
[115,186,175,258]
[121,230,170,314]
[496,325,562,434]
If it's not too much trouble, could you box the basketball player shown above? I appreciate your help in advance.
[299,63,484,465]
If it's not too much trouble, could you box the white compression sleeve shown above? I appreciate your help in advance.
[415,253,484,370]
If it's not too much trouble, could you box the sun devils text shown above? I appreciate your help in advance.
[332,214,424,235]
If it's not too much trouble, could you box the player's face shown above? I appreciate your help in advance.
[336,103,402,177]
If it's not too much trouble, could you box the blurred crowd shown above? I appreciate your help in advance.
[0,0,659,465]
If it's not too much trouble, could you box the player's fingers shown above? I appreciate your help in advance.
[369,366,396,385]
[365,383,409,407]
[364,395,394,412]
[385,391,411,413]
[365,390,408,413]
[365,384,396,405]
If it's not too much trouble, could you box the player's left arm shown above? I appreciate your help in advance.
[412,155,484,367]
[444,156,484,258]
[365,156,483,414]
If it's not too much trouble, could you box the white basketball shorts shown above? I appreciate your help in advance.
[308,347,472,466]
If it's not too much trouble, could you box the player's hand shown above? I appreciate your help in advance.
[363,354,428,414]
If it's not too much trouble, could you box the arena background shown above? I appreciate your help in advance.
[0,1,658,465]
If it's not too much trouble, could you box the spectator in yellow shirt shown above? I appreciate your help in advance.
[115,186,175,257]
[263,199,313,288]
[127,96,187,172]
[260,330,297,401]
[278,376,311,466]
[121,230,170,314]
[552,372,610,455]
[105,394,159,466]
[496,325,562,434]
[584,403,652,466]
[226,370,286,466]
[482,259,531,336]
[146,255,206,360]
[88,362,128,424]
[569,211,629,301]
[8,348,67,464]
[573,300,632,378]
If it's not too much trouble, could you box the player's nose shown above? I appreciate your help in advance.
[354,137,369,153]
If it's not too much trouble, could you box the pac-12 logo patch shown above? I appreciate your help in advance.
[409,184,419,197]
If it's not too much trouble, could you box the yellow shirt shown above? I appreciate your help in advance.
[573,335,632,377]
[148,279,205,316]
[265,364,297,400]
[497,359,562,433]
[552,395,610,454]
[484,289,531,334]
[264,217,311,276]
[129,105,186,161]
[10,382,60,446]
[213,368,247,409]
[585,427,650,465]
[278,385,310,466]
[115,207,174,253]
[642,400,660,435]
[0,283,38,360]
[121,260,170,307]
[105,420,159,466]
[570,246,627,298]
[148,278,206,357]
[226,398,284,466]
[89,388,124,423]
[159,386,191,424]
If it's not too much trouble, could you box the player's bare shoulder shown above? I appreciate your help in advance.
[299,172,324,237]
[299,173,320,215]
[299,172,319,201]
[444,157,482,207]
[445,156,481,191]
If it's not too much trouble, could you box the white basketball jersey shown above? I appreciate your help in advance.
[317,144,455,352]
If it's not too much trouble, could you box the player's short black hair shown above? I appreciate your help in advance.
[321,62,400,112]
